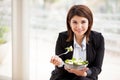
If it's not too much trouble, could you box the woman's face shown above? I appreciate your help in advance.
[70,15,89,37]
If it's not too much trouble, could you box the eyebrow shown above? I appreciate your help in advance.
[71,19,87,22]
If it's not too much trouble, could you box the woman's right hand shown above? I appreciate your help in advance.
[50,55,63,66]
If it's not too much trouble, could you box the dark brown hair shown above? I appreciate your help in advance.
[66,5,93,43]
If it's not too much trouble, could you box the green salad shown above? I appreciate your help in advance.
[65,58,88,65]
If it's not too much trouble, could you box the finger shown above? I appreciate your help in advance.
[52,57,61,65]
[50,56,54,63]
[82,67,89,71]
[64,66,71,71]
[50,56,57,63]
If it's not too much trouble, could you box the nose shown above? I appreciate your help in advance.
[77,23,82,29]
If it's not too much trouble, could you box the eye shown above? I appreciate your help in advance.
[81,20,86,24]
[72,21,77,24]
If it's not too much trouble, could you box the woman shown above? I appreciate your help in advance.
[50,5,105,80]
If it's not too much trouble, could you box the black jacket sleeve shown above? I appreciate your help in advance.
[87,32,105,78]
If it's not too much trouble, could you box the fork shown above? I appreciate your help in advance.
[58,46,73,56]
[58,50,69,56]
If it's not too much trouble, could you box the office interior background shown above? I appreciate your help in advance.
[0,0,120,80]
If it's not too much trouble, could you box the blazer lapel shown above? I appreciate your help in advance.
[86,43,90,62]
[86,38,94,64]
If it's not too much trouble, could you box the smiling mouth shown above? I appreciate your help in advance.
[76,29,83,33]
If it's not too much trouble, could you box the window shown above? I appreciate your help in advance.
[29,0,120,80]
[4,0,119,80]
[0,0,12,79]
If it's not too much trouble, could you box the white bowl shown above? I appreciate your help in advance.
[64,63,88,70]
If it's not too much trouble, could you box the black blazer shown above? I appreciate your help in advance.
[50,30,105,80]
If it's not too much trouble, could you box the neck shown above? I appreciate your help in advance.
[75,35,84,45]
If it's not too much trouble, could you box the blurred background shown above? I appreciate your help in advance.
[0,0,120,80]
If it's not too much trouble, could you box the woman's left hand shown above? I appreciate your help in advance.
[64,66,89,77]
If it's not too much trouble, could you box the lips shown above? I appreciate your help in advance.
[75,29,83,33]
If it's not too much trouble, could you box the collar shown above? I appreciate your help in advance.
[74,35,86,50]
